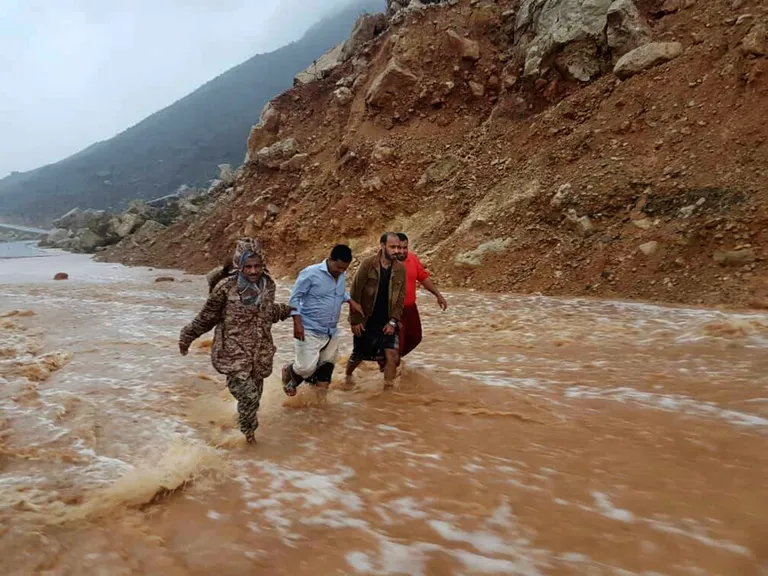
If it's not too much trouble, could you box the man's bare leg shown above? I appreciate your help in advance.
[383,349,400,388]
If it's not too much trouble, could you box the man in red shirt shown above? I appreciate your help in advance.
[395,233,448,357]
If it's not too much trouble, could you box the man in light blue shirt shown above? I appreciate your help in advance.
[282,244,362,396]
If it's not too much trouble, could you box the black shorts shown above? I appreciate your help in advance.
[350,325,399,362]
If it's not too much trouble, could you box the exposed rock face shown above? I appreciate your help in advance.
[366,60,419,108]
[606,0,653,58]
[259,102,281,134]
[255,138,301,169]
[515,0,615,80]
[614,42,683,79]
[294,44,344,85]
[341,13,388,62]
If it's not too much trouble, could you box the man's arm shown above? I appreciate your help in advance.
[415,255,447,311]
[288,268,312,340]
[179,286,227,355]
[421,278,448,311]
[348,260,368,326]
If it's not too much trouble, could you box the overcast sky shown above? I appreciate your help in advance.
[0,0,356,177]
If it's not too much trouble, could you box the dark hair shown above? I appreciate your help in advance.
[329,244,353,263]
[380,232,398,245]
[396,232,408,242]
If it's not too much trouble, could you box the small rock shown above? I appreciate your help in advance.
[566,209,595,238]
[714,249,756,266]
[372,143,396,162]
[660,0,680,13]
[639,241,659,256]
[632,218,653,230]
[155,276,175,283]
[53,272,69,281]
[280,153,310,172]
[446,29,480,62]
[742,22,767,56]
[468,80,486,97]
[334,87,354,106]
[614,42,684,80]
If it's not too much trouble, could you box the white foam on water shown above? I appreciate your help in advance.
[566,386,768,428]
[452,549,544,575]
[591,492,635,524]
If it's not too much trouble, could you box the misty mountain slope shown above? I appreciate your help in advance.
[0,0,384,225]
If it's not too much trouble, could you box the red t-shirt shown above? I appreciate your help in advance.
[403,251,430,307]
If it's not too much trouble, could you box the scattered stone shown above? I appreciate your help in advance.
[660,0,680,13]
[632,218,653,230]
[372,143,396,162]
[334,87,354,106]
[361,176,385,192]
[446,29,481,61]
[714,249,756,266]
[566,209,595,237]
[155,276,175,283]
[366,60,419,108]
[417,155,463,187]
[742,22,767,56]
[280,153,310,172]
[455,238,512,266]
[614,42,683,79]
[468,80,486,97]
[256,138,300,169]
[550,183,571,207]
[639,241,659,256]
[53,272,69,281]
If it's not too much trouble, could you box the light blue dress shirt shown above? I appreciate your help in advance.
[288,260,350,337]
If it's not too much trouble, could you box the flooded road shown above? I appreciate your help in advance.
[1,253,766,575]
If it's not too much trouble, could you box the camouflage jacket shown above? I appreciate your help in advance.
[179,274,292,380]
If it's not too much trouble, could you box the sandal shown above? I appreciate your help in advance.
[282,364,298,397]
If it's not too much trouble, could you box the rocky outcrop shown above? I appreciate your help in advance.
[41,191,210,254]
[341,13,388,62]
[294,44,345,85]
[255,138,301,169]
[515,0,652,81]
[614,42,683,79]
[606,0,653,58]
[366,60,418,108]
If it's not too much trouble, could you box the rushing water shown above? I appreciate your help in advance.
[1,252,766,575]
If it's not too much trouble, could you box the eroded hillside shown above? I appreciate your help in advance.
[99,0,768,309]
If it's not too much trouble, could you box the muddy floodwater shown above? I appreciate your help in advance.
[1,252,766,575]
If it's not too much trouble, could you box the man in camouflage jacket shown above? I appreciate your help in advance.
[179,238,292,443]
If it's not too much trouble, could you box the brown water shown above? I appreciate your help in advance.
[1,253,767,575]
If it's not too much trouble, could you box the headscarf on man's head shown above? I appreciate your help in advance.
[232,237,268,306]
[232,237,266,271]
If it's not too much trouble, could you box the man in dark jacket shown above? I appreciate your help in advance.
[346,232,406,386]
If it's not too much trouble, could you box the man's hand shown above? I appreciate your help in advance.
[383,323,395,336]
[179,341,190,356]
[436,294,448,311]
[352,324,365,337]
[348,299,363,317]
[293,316,305,341]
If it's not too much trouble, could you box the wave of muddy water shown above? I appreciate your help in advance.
[1,252,767,575]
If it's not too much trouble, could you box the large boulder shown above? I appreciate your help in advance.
[341,13,388,62]
[742,22,767,57]
[294,44,344,85]
[515,0,614,80]
[113,212,145,238]
[41,228,72,249]
[366,60,418,108]
[614,42,683,79]
[52,207,83,230]
[606,0,653,58]
[255,138,300,169]
[130,220,167,244]
[71,229,107,253]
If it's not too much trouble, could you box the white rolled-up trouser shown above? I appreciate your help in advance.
[293,332,340,379]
